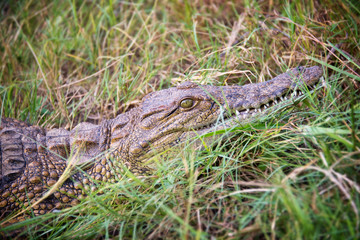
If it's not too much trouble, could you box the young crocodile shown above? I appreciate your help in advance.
[0,66,323,221]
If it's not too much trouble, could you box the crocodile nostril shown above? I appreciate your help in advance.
[296,66,304,73]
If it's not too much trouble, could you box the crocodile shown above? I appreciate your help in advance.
[0,66,323,222]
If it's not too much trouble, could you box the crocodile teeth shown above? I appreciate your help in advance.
[225,86,309,123]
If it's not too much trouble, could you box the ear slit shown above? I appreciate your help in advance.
[164,107,178,118]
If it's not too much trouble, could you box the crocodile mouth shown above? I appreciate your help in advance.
[194,83,319,132]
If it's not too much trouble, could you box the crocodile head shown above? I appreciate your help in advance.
[110,66,323,169]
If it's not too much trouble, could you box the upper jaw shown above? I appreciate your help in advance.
[194,79,321,134]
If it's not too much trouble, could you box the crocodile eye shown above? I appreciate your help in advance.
[180,98,194,108]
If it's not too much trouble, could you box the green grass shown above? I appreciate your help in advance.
[1,0,360,239]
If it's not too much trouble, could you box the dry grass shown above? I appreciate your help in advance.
[1,0,360,239]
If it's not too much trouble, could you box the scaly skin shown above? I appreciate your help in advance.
[0,66,323,221]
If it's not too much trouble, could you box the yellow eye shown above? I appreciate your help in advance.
[180,98,194,108]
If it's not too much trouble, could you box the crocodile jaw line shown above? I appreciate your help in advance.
[193,84,317,134]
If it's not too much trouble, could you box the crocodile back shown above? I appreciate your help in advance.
[0,118,67,218]
[0,118,35,187]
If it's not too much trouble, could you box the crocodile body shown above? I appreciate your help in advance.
[0,66,323,221]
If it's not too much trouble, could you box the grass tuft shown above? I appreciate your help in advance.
[1,0,359,238]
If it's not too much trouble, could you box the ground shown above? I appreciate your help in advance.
[0,0,360,239]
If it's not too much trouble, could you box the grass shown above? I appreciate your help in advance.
[1,0,360,239]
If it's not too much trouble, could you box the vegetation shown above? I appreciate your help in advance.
[1,0,359,239]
